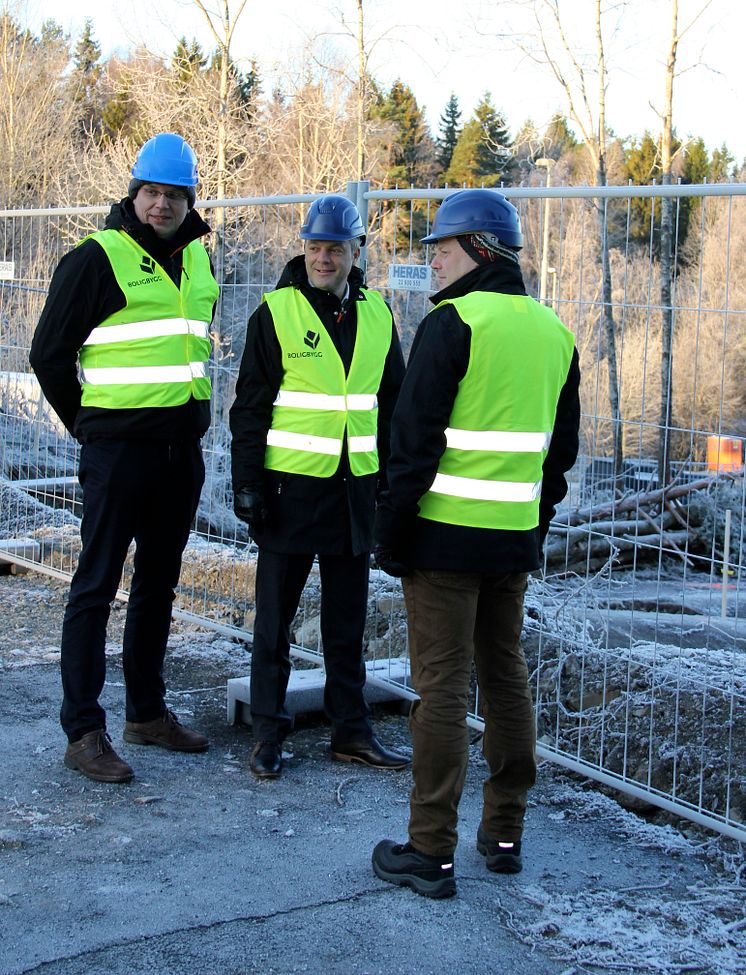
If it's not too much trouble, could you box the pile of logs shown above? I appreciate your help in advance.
[544,477,725,574]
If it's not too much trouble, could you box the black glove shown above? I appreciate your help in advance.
[233,488,268,536]
[373,545,411,578]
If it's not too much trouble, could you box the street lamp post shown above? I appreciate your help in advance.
[547,266,558,310]
[535,157,555,304]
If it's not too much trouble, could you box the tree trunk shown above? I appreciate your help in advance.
[594,1,623,477]
[597,176,624,478]
[658,0,679,487]
[356,0,365,181]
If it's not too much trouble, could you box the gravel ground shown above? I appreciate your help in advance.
[1,567,745,975]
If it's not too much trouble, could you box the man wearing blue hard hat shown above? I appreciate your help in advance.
[30,133,219,783]
[370,189,581,897]
[230,194,409,779]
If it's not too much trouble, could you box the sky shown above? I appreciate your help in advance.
[21,0,746,165]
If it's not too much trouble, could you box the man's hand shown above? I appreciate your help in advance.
[233,488,268,537]
[373,546,411,578]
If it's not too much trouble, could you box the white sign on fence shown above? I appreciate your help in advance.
[387,263,432,292]
[0,261,15,280]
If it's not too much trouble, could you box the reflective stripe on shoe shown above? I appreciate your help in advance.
[372,839,456,899]
[476,825,523,874]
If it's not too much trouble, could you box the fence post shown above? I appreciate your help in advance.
[346,179,370,273]
[721,508,732,618]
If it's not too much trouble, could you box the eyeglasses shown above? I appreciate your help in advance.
[141,187,188,203]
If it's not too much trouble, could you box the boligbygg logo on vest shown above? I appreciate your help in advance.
[128,254,163,288]
[288,329,323,358]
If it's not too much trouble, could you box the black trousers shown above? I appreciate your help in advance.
[60,440,204,742]
[250,549,373,746]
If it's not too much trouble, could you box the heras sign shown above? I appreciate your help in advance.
[387,263,432,292]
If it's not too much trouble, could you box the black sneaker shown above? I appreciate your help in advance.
[372,839,456,899]
[476,825,522,874]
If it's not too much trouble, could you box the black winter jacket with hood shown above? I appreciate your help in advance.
[29,198,216,443]
[229,255,405,557]
[375,259,581,573]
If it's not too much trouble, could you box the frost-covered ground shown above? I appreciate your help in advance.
[1,569,745,975]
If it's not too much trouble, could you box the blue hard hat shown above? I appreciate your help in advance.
[131,133,199,187]
[300,195,366,245]
[422,189,523,249]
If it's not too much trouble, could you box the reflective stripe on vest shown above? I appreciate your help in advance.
[263,287,393,478]
[272,391,378,411]
[78,230,219,410]
[444,428,552,453]
[417,292,575,531]
[80,362,208,385]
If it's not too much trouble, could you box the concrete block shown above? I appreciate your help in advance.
[0,538,41,574]
[227,655,413,726]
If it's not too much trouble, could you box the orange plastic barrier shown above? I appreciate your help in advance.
[706,435,743,472]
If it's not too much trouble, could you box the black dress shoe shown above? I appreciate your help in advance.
[250,741,282,779]
[331,735,410,770]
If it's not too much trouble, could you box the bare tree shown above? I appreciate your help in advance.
[655,0,715,485]
[0,12,78,207]
[260,51,360,194]
[517,0,625,475]
[308,1,405,181]
[191,0,249,203]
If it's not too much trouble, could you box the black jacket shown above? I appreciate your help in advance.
[375,260,581,573]
[229,256,405,556]
[29,199,216,442]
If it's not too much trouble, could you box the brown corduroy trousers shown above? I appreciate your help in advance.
[402,569,537,857]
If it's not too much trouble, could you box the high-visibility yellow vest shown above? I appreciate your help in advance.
[417,292,575,530]
[78,230,219,409]
[263,287,393,477]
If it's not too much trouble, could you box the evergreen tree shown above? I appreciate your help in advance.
[373,79,435,186]
[444,118,482,186]
[677,137,710,245]
[682,137,709,184]
[710,142,734,182]
[512,118,541,180]
[100,63,145,144]
[39,18,66,48]
[371,80,436,247]
[172,37,207,85]
[624,131,698,250]
[70,19,102,137]
[543,113,578,160]
[209,49,261,120]
[624,131,660,242]
[436,93,461,173]
[474,94,514,183]
[625,131,660,183]
[445,92,514,186]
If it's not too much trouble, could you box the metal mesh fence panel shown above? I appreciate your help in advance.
[1,183,744,840]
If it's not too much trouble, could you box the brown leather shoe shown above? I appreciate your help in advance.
[123,709,209,752]
[64,730,134,783]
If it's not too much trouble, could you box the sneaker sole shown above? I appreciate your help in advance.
[63,755,133,784]
[476,838,522,874]
[122,731,208,752]
[372,859,457,899]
